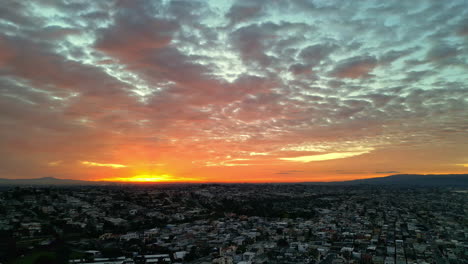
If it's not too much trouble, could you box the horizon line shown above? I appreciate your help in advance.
[1,173,467,185]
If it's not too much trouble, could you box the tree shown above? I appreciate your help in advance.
[277,238,289,248]
[0,233,17,262]
[184,246,198,261]
[34,255,56,264]
[309,248,319,260]
[101,247,122,259]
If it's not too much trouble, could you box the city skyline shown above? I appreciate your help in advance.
[1,0,467,182]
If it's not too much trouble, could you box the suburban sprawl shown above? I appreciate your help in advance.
[0,184,467,264]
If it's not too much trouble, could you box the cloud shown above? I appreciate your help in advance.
[375,171,400,174]
[275,170,305,174]
[289,63,312,75]
[48,161,63,167]
[0,34,132,98]
[331,56,378,79]
[457,23,468,36]
[95,10,179,60]
[226,1,264,25]
[0,1,36,27]
[230,23,276,67]
[425,44,459,64]
[298,43,337,67]
[81,161,127,168]
[279,151,370,163]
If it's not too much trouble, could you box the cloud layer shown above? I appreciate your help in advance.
[0,0,467,181]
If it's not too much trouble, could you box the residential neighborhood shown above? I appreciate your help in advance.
[0,185,466,264]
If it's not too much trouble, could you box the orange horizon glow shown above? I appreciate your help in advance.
[96,174,203,183]
[69,151,468,184]
[87,171,467,184]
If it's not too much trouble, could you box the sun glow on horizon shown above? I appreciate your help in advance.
[97,174,200,183]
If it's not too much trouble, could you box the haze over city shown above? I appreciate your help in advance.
[1,0,468,183]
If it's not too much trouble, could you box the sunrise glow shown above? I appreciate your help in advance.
[2,2,467,263]
[0,0,466,183]
[98,174,199,183]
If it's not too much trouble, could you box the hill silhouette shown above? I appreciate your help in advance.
[0,174,466,186]
[332,174,468,187]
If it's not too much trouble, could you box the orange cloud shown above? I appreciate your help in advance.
[279,151,370,162]
[81,161,127,169]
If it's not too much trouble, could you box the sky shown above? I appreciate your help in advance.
[0,0,467,183]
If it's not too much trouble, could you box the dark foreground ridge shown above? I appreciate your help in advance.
[329,174,468,187]
[0,174,467,186]
[0,177,110,186]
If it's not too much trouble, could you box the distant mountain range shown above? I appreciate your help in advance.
[0,174,467,186]
[331,174,468,187]
[0,177,110,186]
